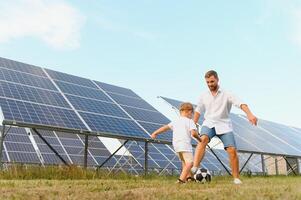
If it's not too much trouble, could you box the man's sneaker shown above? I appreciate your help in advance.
[191,167,198,174]
[233,178,242,185]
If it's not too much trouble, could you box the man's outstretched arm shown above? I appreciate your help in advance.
[240,104,258,126]
[193,112,201,124]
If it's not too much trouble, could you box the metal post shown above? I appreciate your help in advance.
[0,125,6,170]
[98,140,129,169]
[32,128,69,166]
[144,141,148,176]
[84,134,89,169]
[239,153,253,174]
[261,154,266,175]
[275,157,279,175]
[284,157,297,176]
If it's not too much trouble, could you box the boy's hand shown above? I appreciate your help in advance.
[151,133,157,139]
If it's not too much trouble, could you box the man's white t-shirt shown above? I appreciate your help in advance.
[168,116,197,153]
[195,88,244,135]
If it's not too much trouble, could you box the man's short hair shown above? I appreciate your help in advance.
[205,70,218,79]
[179,102,194,112]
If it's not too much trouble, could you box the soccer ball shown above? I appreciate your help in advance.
[194,168,211,183]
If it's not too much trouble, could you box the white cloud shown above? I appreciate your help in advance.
[0,0,85,50]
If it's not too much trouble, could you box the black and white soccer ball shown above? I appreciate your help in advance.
[194,168,211,183]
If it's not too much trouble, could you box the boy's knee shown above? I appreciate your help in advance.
[185,162,193,168]
[200,135,209,144]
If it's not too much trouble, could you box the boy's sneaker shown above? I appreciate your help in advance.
[186,177,196,182]
[176,179,186,184]
[233,178,242,185]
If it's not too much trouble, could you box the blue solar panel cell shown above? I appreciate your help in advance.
[41,154,69,165]
[0,57,47,77]
[60,138,84,147]
[160,97,183,110]
[45,69,98,89]
[258,120,301,150]
[108,93,156,111]
[231,115,300,156]
[68,155,96,166]
[66,95,129,119]
[5,142,36,152]
[79,112,149,139]
[55,81,112,102]
[0,68,57,91]
[95,81,140,98]
[5,134,31,143]
[138,121,172,141]
[0,98,87,130]
[8,152,41,163]
[121,106,170,124]
[0,81,70,108]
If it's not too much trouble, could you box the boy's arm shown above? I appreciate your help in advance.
[151,125,171,139]
[241,104,258,126]
[191,129,202,143]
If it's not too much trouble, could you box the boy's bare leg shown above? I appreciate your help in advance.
[192,135,209,173]
[179,162,193,181]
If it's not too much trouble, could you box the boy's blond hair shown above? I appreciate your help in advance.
[179,102,194,112]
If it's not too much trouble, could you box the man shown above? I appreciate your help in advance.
[191,70,258,184]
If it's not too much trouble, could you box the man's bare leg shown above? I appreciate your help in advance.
[191,135,209,173]
[226,147,239,178]
[226,147,242,184]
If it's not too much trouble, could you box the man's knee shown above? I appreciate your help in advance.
[226,147,237,158]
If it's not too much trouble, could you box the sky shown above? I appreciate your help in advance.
[0,0,301,128]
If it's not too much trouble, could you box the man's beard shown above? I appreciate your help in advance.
[209,85,218,91]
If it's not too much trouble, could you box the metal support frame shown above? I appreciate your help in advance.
[144,141,149,176]
[84,134,89,169]
[261,154,266,175]
[208,147,231,175]
[32,128,69,166]
[0,125,12,169]
[108,141,143,175]
[239,153,254,174]
[283,156,297,175]
[98,140,129,169]
[275,157,279,175]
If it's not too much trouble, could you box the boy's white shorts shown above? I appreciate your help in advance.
[177,152,193,163]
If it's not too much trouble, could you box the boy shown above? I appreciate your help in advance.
[151,102,202,183]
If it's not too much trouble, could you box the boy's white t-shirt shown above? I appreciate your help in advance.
[168,116,197,153]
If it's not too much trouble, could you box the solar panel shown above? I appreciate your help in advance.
[95,81,140,98]
[160,96,301,157]
[1,127,40,164]
[0,57,47,77]
[0,67,57,91]
[55,81,112,102]
[0,81,70,108]
[0,97,86,130]
[45,69,98,89]
[66,95,129,119]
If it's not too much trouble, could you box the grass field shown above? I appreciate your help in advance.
[0,166,300,200]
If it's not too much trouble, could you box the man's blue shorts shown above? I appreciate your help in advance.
[200,126,237,149]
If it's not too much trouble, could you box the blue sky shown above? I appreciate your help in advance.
[0,0,301,127]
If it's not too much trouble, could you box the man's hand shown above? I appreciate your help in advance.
[247,113,258,126]
[151,133,157,139]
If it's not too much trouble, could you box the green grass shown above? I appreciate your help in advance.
[0,166,300,200]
